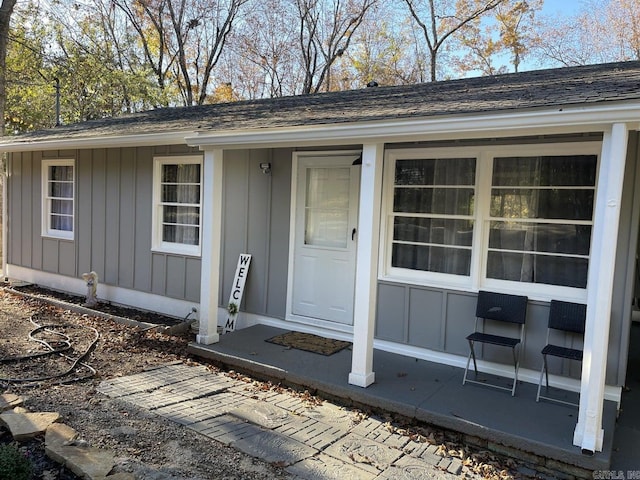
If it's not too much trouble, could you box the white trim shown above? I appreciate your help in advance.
[574,123,629,453]
[0,132,192,153]
[41,159,75,240]
[2,155,8,279]
[381,142,601,303]
[197,149,224,345]
[6,264,199,320]
[185,104,640,149]
[152,155,203,257]
[349,143,384,388]
[2,103,638,154]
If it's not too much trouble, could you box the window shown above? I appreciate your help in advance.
[391,157,476,277]
[384,144,599,299]
[42,160,74,239]
[486,155,596,289]
[152,156,202,256]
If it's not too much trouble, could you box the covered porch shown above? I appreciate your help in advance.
[188,324,622,476]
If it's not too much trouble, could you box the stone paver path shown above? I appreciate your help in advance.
[98,363,466,479]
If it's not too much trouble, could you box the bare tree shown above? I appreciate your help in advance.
[402,0,506,81]
[343,3,426,87]
[114,0,248,106]
[229,0,300,98]
[536,0,640,67]
[296,0,375,94]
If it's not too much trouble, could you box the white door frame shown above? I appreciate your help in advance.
[286,150,362,333]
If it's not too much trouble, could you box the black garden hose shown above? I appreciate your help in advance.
[0,314,100,386]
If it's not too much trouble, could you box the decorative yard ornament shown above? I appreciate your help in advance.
[81,271,99,307]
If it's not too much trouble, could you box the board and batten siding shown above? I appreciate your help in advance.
[7,145,202,303]
[221,148,292,320]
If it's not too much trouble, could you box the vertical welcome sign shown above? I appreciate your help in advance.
[223,254,252,334]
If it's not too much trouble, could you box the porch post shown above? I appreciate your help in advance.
[349,143,384,388]
[197,148,224,345]
[573,123,629,453]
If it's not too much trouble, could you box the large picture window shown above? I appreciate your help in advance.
[152,156,202,256]
[42,159,74,240]
[384,144,599,299]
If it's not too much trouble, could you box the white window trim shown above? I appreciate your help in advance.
[381,142,601,302]
[41,159,75,240]
[152,155,203,257]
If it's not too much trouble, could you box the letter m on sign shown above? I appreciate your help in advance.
[223,254,252,334]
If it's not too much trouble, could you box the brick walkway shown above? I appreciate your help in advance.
[98,363,465,480]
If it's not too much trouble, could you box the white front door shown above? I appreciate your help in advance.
[292,154,360,325]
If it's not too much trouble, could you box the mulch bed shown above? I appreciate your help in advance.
[9,284,182,326]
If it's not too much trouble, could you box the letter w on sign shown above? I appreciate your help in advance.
[223,254,252,334]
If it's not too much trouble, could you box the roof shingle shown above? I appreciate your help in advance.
[4,60,640,145]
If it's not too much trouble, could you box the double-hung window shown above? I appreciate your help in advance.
[152,156,202,256]
[42,159,75,240]
[389,153,476,284]
[485,154,596,290]
[384,143,599,299]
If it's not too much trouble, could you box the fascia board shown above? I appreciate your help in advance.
[0,131,191,153]
[2,102,640,153]
[186,103,640,149]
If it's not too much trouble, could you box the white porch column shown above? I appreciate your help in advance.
[573,123,629,453]
[197,148,224,345]
[1,156,7,280]
[349,143,384,388]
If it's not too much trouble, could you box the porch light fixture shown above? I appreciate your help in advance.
[259,162,271,174]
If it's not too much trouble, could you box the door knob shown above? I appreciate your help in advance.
[352,228,357,241]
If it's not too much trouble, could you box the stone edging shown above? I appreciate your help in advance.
[0,393,133,480]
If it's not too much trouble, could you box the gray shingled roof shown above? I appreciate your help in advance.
[4,60,640,145]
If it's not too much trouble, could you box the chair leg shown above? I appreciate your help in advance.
[536,361,545,402]
[543,354,549,390]
[462,340,477,386]
[469,340,478,375]
[511,346,519,396]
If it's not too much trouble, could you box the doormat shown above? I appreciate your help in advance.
[266,331,352,356]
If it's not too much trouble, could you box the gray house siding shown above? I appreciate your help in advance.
[221,148,292,319]
[8,145,202,304]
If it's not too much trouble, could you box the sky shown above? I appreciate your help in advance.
[541,0,584,16]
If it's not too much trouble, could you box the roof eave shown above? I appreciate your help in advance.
[2,102,640,153]
[185,103,640,150]
[0,131,191,153]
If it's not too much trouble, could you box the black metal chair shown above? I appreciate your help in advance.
[536,300,586,406]
[463,290,528,396]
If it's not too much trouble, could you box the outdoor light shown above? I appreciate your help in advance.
[259,162,271,174]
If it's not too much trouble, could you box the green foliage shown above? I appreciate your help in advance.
[0,443,33,480]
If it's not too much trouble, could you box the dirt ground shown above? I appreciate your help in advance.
[0,287,294,479]
[0,286,521,480]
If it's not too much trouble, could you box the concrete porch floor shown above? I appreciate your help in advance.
[188,324,618,475]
